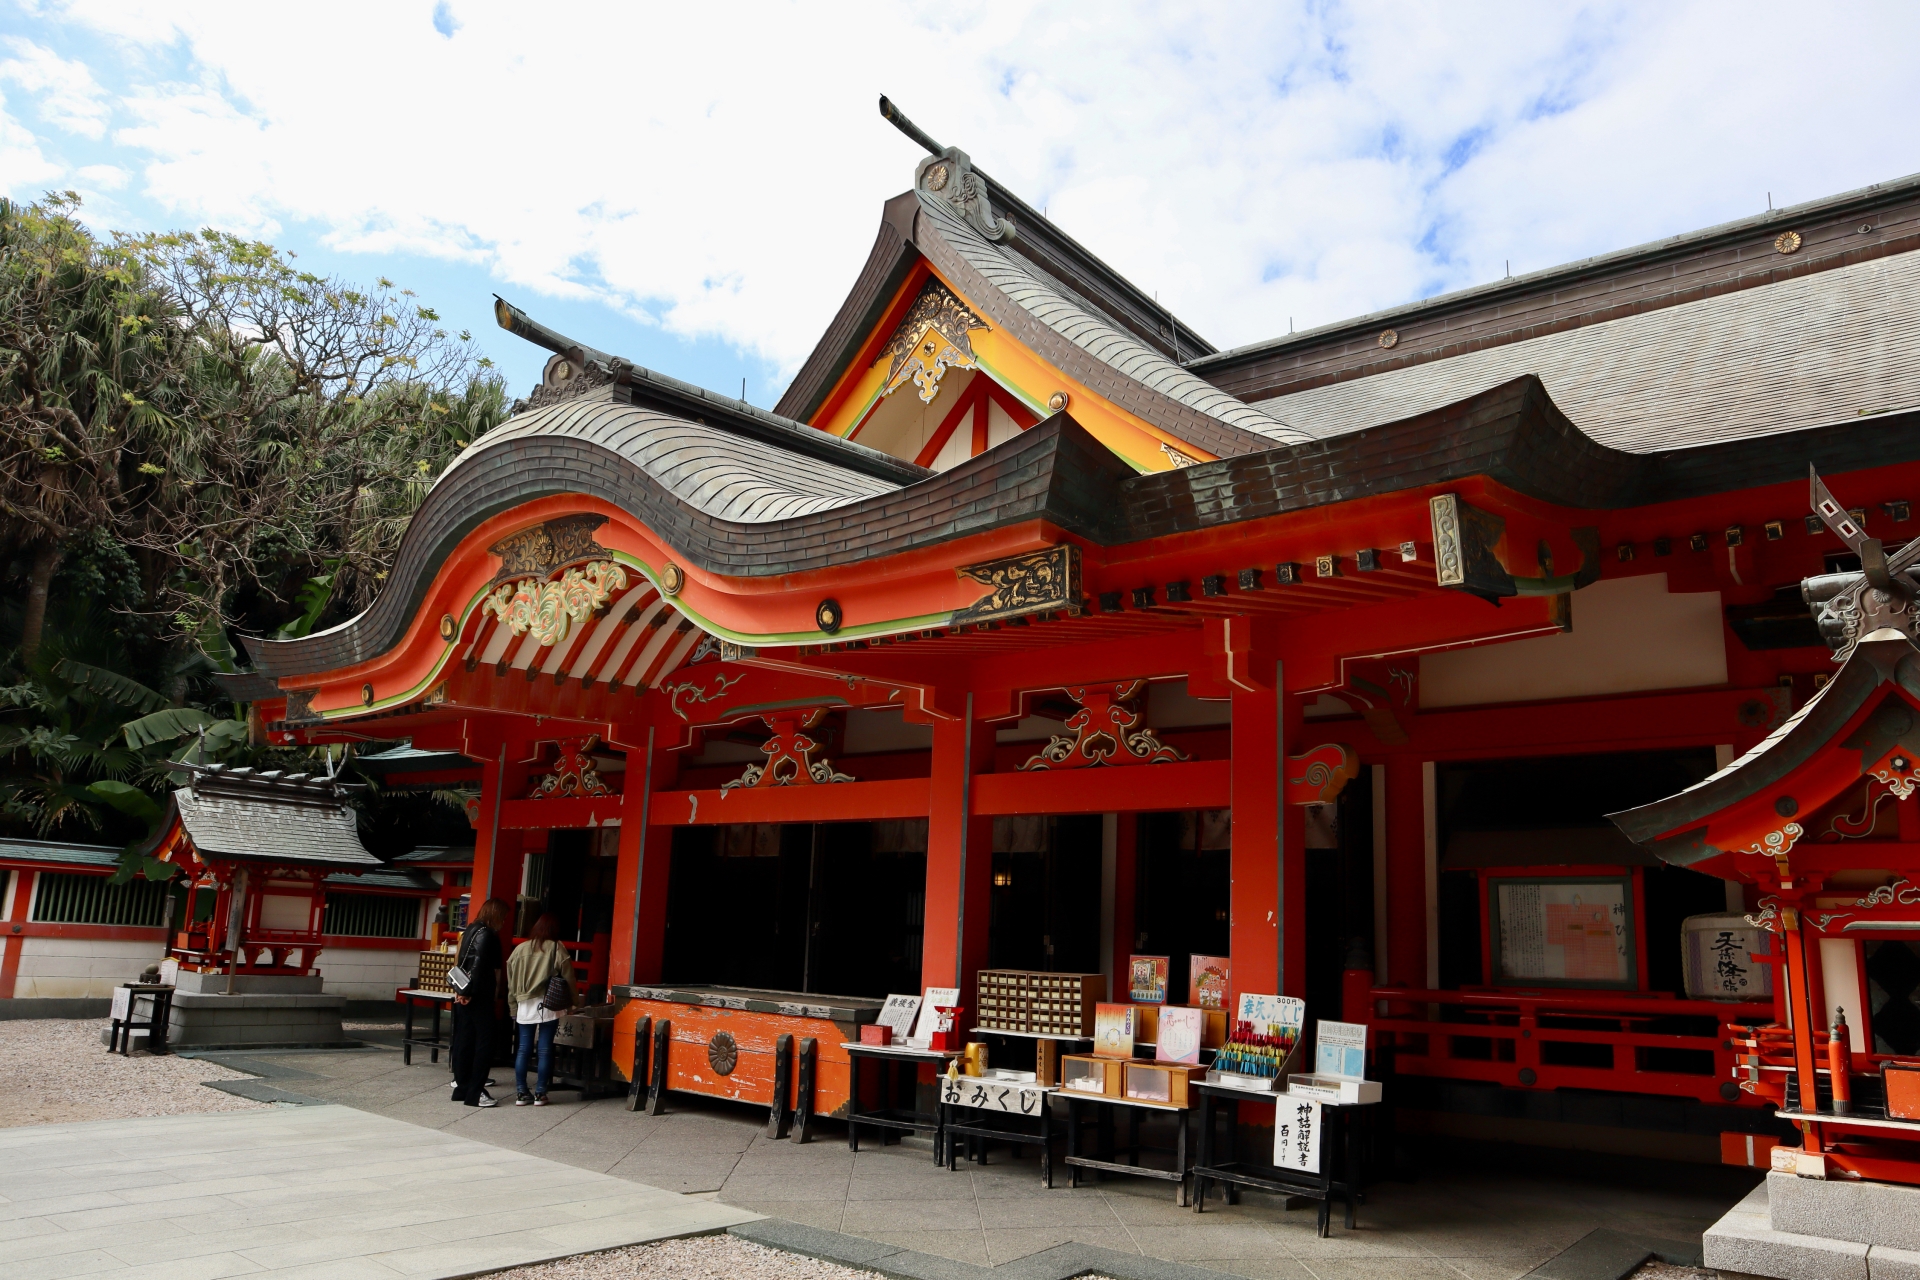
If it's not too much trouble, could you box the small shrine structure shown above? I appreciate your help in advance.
[1611,472,1920,1267]
[142,762,381,1046]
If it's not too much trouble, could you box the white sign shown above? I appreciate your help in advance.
[1274,1096,1324,1174]
[908,987,959,1046]
[879,994,922,1043]
[1314,1020,1368,1079]
[941,1076,1049,1116]
[111,986,132,1021]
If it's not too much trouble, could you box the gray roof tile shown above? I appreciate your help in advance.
[1252,248,1920,451]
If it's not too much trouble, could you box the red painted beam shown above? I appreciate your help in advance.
[973,759,1230,815]
[499,794,626,829]
[652,778,931,826]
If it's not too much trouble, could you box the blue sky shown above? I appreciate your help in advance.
[4,2,1917,403]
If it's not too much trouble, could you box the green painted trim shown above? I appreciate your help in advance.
[315,554,964,722]
[616,554,951,646]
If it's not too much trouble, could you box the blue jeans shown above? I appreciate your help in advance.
[515,1018,557,1096]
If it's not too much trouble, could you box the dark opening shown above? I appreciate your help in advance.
[988,814,1104,975]
[1306,766,1376,1028]
[660,821,924,998]
[1132,811,1231,1001]
[1435,748,1719,992]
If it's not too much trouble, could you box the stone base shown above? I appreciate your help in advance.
[172,970,324,995]
[1705,1172,1920,1280]
[163,990,347,1048]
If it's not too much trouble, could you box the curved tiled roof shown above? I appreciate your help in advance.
[1251,249,1920,451]
[911,187,1306,455]
[438,389,896,523]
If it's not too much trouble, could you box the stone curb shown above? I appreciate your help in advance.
[202,1078,330,1105]
[731,1217,1243,1280]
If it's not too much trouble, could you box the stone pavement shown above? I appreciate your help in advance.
[210,1035,1763,1280]
[0,1103,757,1279]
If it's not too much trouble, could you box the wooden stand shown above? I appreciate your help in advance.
[1190,1082,1366,1236]
[843,1042,960,1162]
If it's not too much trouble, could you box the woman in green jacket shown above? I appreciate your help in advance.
[506,912,570,1105]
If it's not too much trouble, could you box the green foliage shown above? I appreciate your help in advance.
[53,659,169,713]
[0,193,509,854]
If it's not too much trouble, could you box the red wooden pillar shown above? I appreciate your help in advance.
[1281,694,1307,1000]
[467,741,529,921]
[1383,755,1429,989]
[923,698,994,1014]
[610,726,677,987]
[1229,665,1308,1003]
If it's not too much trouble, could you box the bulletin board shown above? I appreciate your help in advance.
[1486,874,1637,990]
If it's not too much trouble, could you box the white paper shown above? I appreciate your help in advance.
[111,986,131,1021]
[1273,1096,1323,1174]
[878,994,921,1042]
[940,1076,1048,1116]
[1314,1020,1368,1079]
[909,987,959,1043]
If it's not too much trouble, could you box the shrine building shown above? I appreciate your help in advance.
[237,100,1920,1161]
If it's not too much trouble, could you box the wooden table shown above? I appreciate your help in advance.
[1190,1082,1367,1236]
[841,1042,960,1162]
[938,1075,1057,1187]
[398,988,453,1065]
[1059,1087,1194,1204]
[108,984,174,1056]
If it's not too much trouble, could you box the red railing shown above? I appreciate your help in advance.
[1346,975,1774,1106]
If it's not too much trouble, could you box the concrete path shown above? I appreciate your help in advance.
[0,1103,757,1279]
[213,1039,1760,1279]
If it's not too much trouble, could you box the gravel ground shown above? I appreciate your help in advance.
[1630,1263,1714,1279]
[0,1018,267,1128]
[484,1236,880,1279]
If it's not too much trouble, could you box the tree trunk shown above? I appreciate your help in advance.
[19,541,63,662]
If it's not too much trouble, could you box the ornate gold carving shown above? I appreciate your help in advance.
[1047,391,1071,412]
[722,710,854,790]
[658,563,685,595]
[531,736,612,798]
[881,279,985,405]
[1160,441,1198,468]
[952,545,1082,627]
[481,560,629,649]
[1378,329,1399,349]
[1428,493,1516,601]
[1774,230,1802,255]
[1019,681,1189,771]
[522,356,614,410]
[489,516,611,582]
[662,669,743,720]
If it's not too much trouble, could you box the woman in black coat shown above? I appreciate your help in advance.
[450,897,511,1107]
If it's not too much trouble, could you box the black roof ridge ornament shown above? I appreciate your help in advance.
[1802,464,1920,663]
[491,296,930,487]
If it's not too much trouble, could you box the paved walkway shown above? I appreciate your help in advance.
[0,1104,757,1280]
[216,1037,1760,1279]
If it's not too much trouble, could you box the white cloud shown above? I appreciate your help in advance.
[0,36,110,137]
[72,161,124,189]
[0,88,62,195]
[8,1,1920,377]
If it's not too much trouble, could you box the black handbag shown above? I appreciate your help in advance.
[448,926,484,993]
[539,945,571,1011]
